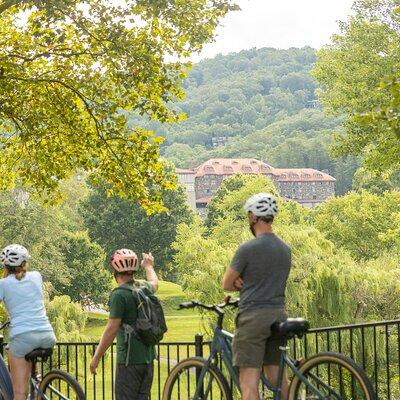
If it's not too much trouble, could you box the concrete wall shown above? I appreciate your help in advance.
[177,173,196,210]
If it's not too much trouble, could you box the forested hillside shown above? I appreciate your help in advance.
[129,47,359,194]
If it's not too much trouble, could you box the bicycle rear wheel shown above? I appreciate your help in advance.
[162,356,232,400]
[38,369,85,400]
[0,355,12,400]
[288,352,376,400]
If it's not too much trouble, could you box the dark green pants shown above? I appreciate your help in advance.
[115,363,153,400]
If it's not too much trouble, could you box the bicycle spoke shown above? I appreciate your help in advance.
[293,360,371,399]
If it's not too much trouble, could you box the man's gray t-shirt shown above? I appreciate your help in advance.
[231,233,291,311]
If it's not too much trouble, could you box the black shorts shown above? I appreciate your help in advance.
[115,363,154,400]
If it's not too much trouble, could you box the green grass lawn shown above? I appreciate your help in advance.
[83,281,203,343]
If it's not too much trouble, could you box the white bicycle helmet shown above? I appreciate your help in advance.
[1,244,30,267]
[244,193,278,217]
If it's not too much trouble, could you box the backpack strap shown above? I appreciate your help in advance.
[114,283,151,366]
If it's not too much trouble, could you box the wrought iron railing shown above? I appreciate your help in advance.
[1,319,399,399]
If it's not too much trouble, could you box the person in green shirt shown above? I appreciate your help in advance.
[90,248,159,400]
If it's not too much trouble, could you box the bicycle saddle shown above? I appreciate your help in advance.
[25,348,53,362]
[271,318,310,339]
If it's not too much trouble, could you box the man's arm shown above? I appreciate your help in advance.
[223,245,246,292]
[142,252,159,292]
[222,267,242,291]
[90,318,121,374]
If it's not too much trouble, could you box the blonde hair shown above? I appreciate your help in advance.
[3,261,27,281]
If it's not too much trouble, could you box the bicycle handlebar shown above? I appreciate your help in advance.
[179,297,239,313]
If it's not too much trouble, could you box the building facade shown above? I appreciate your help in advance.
[177,158,335,213]
[176,168,196,210]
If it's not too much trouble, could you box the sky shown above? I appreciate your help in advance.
[195,0,355,60]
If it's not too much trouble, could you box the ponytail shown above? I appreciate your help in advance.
[3,261,27,280]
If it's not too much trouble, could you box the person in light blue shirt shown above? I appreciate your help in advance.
[0,244,56,400]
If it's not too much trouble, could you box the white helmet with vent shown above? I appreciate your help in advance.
[1,244,30,267]
[244,193,278,217]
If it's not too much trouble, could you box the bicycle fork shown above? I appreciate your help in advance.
[193,352,220,400]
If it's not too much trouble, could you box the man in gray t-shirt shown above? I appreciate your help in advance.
[223,193,291,400]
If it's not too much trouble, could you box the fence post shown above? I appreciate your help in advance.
[195,334,204,397]
[195,334,203,358]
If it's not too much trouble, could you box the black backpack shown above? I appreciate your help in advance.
[116,282,167,364]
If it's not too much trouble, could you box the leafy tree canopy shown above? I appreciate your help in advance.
[313,190,400,260]
[0,177,110,304]
[59,231,111,305]
[0,0,236,212]
[173,181,400,330]
[81,182,194,277]
[313,0,400,175]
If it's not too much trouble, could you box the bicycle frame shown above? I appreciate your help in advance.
[193,325,332,400]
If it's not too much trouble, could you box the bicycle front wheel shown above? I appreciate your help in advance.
[288,352,376,400]
[162,356,232,400]
[38,369,85,400]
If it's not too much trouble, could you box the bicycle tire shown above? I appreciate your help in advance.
[162,356,232,400]
[38,369,85,400]
[288,352,376,400]
[0,355,12,400]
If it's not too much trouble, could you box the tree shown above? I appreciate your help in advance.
[313,190,400,260]
[46,294,88,342]
[0,0,237,212]
[173,184,400,331]
[206,174,309,235]
[0,187,114,303]
[313,0,400,175]
[81,185,194,277]
[59,231,111,305]
[205,174,261,231]
[352,167,400,194]
[0,191,71,291]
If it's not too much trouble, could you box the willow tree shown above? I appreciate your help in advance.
[0,0,237,212]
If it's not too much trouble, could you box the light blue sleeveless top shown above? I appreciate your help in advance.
[0,271,54,338]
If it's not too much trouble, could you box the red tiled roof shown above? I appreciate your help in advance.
[193,159,335,182]
[195,158,274,177]
[273,168,336,182]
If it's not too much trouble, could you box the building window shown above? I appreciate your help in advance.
[242,165,252,172]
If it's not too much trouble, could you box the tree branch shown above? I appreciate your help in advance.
[0,0,20,15]
[1,74,137,184]
[3,50,104,63]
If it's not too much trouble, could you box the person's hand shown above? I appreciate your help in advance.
[233,277,244,290]
[90,357,99,375]
[141,252,154,269]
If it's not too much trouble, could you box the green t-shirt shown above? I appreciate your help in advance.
[109,280,156,365]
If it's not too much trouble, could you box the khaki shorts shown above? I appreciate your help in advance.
[232,308,287,368]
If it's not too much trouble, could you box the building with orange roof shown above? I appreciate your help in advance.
[177,158,335,214]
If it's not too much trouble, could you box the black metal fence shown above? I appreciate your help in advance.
[1,319,399,399]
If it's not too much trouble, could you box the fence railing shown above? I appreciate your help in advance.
[1,319,399,400]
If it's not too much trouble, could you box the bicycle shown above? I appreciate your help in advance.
[162,298,376,400]
[0,321,85,400]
